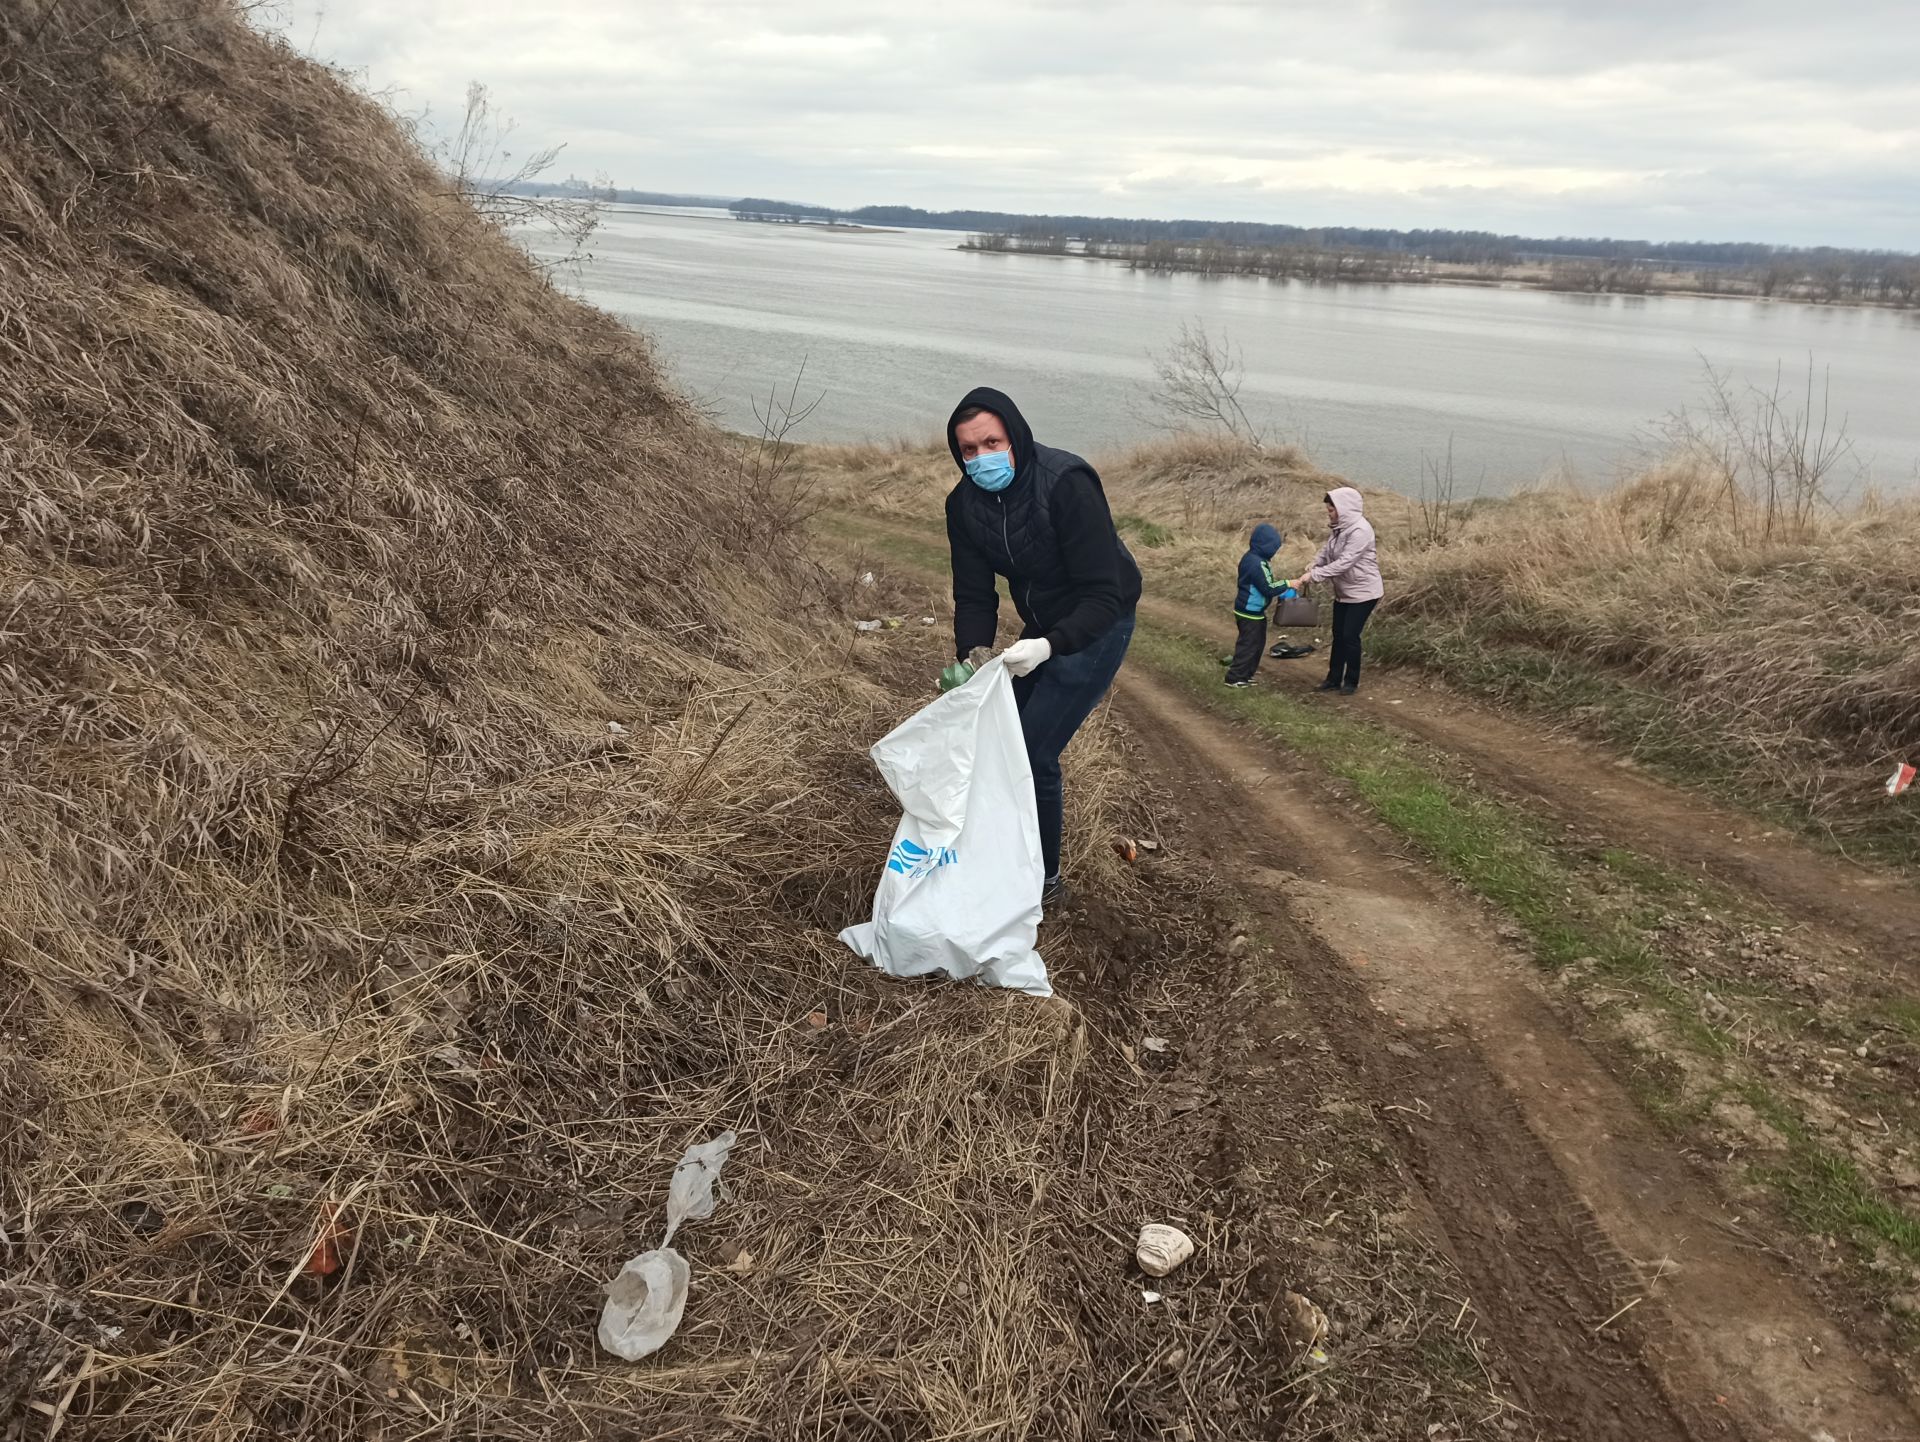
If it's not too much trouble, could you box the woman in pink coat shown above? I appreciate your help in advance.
[1285,486,1382,695]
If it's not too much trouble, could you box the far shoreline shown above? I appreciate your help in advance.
[604,209,1909,311]
[955,241,1920,315]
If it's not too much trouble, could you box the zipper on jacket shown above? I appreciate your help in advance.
[996,494,1020,614]
[996,490,1036,628]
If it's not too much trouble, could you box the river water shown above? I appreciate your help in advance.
[537,207,1920,497]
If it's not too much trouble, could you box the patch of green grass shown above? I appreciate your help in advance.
[1668,1011,1736,1060]
[1737,1081,1808,1141]
[829,516,950,575]
[1367,616,1920,872]
[1622,1061,1714,1132]
[1598,847,1690,897]
[1368,619,1740,786]
[1881,998,1920,1041]
[1760,1150,1920,1262]
[1735,1082,1920,1264]
[1115,513,1175,548]
[1645,1074,1920,1268]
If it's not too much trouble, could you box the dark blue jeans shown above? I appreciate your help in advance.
[1327,598,1379,688]
[1011,613,1136,880]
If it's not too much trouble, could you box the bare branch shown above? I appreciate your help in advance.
[1660,353,1857,542]
[1145,319,1264,447]
[1417,436,1480,548]
[437,82,600,268]
[734,358,827,545]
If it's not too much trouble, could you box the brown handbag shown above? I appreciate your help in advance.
[1273,596,1319,628]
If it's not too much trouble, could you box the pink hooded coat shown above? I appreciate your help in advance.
[1301,486,1382,602]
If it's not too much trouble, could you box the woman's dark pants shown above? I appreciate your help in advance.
[1326,598,1380,688]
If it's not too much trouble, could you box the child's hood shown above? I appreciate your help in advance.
[1249,523,1283,559]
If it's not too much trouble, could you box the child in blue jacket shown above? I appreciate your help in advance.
[1225,524,1292,686]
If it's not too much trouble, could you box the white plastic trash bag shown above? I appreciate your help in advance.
[840,658,1050,996]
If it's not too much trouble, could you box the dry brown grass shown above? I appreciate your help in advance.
[800,434,1344,534]
[792,441,953,523]
[0,5,1212,1438]
[1093,435,1353,539]
[1079,431,1920,856]
[1086,437,1394,627]
[797,433,1384,590]
[1377,467,1920,852]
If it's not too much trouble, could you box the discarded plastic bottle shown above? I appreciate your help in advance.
[938,660,976,693]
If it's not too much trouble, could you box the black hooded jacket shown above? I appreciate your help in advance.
[943,387,1142,659]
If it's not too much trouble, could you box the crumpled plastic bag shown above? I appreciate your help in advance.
[597,1131,737,1360]
[598,1248,690,1361]
[663,1131,735,1245]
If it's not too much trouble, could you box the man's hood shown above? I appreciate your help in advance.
[1326,486,1366,527]
[947,386,1036,484]
[1250,523,1282,559]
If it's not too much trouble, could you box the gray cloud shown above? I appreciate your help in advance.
[264,0,1920,247]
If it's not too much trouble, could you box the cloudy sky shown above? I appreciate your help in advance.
[266,1,1918,249]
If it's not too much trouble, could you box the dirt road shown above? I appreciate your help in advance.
[1116,666,1917,1441]
[1127,588,1920,972]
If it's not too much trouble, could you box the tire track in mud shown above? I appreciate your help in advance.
[1126,587,1920,971]
[1116,666,1920,1442]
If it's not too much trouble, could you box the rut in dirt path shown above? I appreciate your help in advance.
[1128,584,1920,967]
[1115,665,1920,1442]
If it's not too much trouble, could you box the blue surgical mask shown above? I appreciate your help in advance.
[964,450,1015,492]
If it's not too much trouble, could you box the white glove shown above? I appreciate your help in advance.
[1000,638,1052,677]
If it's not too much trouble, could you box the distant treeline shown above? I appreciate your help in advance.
[506,179,737,208]
[727,197,1913,272]
[503,183,1915,294]
[961,232,1920,306]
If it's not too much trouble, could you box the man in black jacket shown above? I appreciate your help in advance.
[944,386,1141,907]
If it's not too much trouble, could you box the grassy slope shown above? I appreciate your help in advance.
[0,8,1521,1439]
[0,6,1159,1437]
